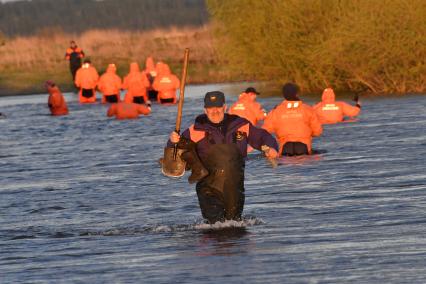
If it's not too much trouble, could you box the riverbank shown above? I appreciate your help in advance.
[0,25,237,96]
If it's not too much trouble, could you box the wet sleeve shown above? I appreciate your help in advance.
[255,104,266,122]
[262,110,276,134]
[50,94,62,108]
[167,128,191,148]
[248,124,279,151]
[152,78,160,91]
[309,111,323,137]
[341,102,360,117]
[48,95,53,108]
[107,104,116,117]
[142,73,150,88]
[74,71,81,87]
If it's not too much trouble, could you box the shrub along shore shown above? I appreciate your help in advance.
[206,0,426,95]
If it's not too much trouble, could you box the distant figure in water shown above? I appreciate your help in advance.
[98,63,122,103]
[123,62,151,106]
[65,40,85,82]
[263,83,322,156]
[144,56,159,101]
[107,102,151,119]
[313,87,361,124]
[0,112,6,119]
[153,62,180,104]
[45,80,69,116]
[166,91,278,224]
[228,87,266,126]
[75,59,99,103]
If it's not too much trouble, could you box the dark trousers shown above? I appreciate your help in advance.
[160,98,174,104]
[148,90,158,101]
[282,142,309,156]
[105,95,119,103]
[82,88,94,98]
[133,96,145,104]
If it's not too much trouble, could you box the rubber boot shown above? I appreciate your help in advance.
[181,148,209,184]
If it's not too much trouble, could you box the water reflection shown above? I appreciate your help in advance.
[196,227,251,256]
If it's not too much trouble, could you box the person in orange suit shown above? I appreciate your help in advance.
[152,62,180,104]
[313,87,361,124]
[263,83,322,156]
[98,63,122,103]
[229,87,266,126]
[65,40,85,81]
[45,80,69,116]
[75,59,99,103]
[123,62,151,105]
[144,56,159,101]
[107,102,151,119]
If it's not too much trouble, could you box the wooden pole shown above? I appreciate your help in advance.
[173,48,190,159]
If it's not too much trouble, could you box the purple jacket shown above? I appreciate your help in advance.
[169,114,278,162]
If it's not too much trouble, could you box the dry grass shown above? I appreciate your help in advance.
[0,25,230,95]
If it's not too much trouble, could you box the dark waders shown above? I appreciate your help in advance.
[282,142,309,156]
[196,144,245,224]
[69,53,81,81]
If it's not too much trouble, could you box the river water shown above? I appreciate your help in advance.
[1,84,425,283]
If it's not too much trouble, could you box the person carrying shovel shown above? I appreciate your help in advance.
[162,52,278,224]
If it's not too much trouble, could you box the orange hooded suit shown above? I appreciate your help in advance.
[313,88,361,124]
[107,102,151,119]
[152,63,180,104]
[75,62,99,103]
[98,64,122,103]
[263,100,322,154]
[229,92,266,126]
[47,84,69,116]
[123,62,150,104]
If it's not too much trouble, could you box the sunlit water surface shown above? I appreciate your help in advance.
[1,84,425,283]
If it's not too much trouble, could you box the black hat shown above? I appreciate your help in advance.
[204,91,225,108]
[282,83,300,101]
[245,87,260,95]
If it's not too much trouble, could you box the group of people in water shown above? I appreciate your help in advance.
[60,40,181,119]
[58,40,363,224]
[165,84,361,223]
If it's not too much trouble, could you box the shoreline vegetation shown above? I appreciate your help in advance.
[1,1,425,96]
[0,26,226,96]
[206,0,426,96]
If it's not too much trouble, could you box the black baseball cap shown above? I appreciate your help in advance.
[204,91,225,108]
[245,87,260,95]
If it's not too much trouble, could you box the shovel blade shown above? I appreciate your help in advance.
[161,147,186,178]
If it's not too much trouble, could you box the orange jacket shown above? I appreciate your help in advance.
[123,62,150,103]
[228,92,266,125]
[47,85,69,116]
[75,63,99,103]
[107,102,151,119]
[98,64,122,103]
[65,47,84,60]
[263,100,322,154]
[313,88,361,124]
[152,63,180,103]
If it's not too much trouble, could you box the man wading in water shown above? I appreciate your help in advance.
[166,91,278,224]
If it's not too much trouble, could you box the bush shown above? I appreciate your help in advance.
[207,0,426,94]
